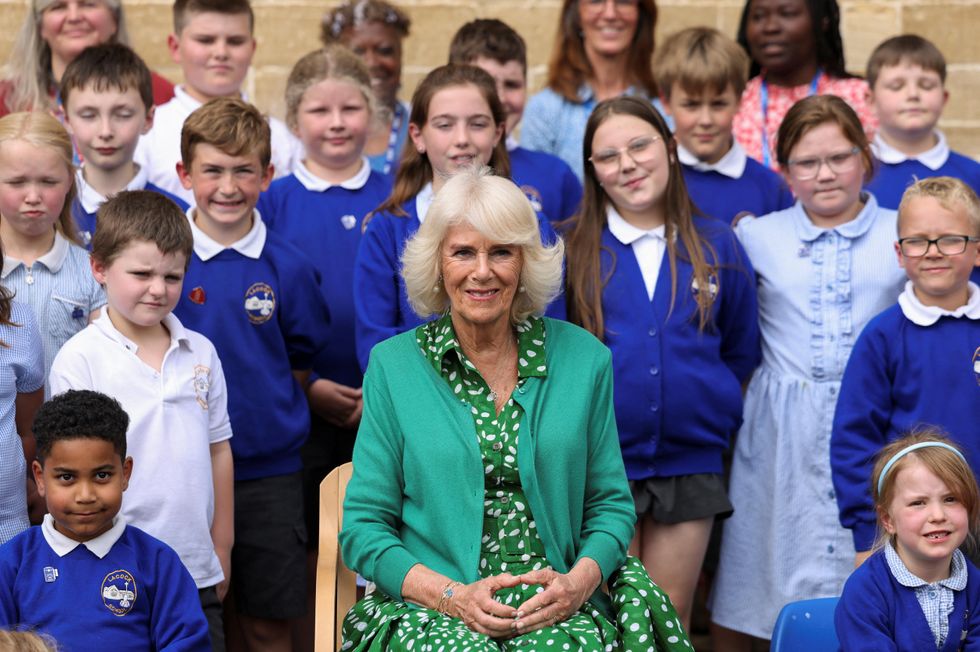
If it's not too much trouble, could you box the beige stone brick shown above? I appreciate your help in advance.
[903,5,980,65]
[943,68,980,123]
[402,5,479,68]
[942,126,980,161]
[253,5,324,68]
[718,4,745,39]
[840,3,899,76]
[125,4,175,71]
[0,4,29,64]
[253,66,292,121]
[656,5,721,43]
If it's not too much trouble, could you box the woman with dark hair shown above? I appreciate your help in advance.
[520,0,668,181]
[731,0,876,169]
[321,0,411,176]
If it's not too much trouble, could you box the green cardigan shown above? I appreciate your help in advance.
[340,317,636,610]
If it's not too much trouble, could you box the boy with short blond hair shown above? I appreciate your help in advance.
[865,35,980,209]
[173,97,330,651]
[831,176,980,562]
[654,27,792,224]
[0,390,210,651]
[49,190,233,651]
[135,0,300,206]
[448,19,582,223]
[61,43,188,247]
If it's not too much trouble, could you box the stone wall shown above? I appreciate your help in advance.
[2,0,977,157]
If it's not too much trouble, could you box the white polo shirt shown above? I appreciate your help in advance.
[49,310,232,588]
[134,85,303,205]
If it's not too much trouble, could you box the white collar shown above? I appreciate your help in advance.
[415,182,435,223]
[606,204,665,245]
[75,166,151,214]
[1,231,71,278]
[872,131,950,170]
[188,208,267,261]
[506,135,519,152]
[294,157,371,192]
[41,513,126,559]
[173,86,250,112]
[898,280,980,326]
[677,140,747,178]
[93,306,190,353]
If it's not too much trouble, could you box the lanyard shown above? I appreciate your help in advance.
[760,69,821,168]
[382,102,406,176]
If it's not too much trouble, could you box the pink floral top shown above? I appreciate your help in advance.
[733,73,877,170]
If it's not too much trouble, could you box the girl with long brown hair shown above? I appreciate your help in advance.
[352,63,559,371]
[564,95,760,630]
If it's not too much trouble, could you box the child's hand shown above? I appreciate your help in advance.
[306,379,363,429]
[215,546,232,602]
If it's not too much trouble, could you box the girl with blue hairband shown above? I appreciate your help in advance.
[835,430,980,651]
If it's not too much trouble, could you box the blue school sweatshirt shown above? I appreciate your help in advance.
[353,200,564,372]
[598,216,761,478]
[831,303,980,551]
[682,159,794,225]
[258,168,391,388]
[866,153,980,210]
[173,217,331,481]
[835,549,980,652]
[0,524,210,651]
[510,145,583,222]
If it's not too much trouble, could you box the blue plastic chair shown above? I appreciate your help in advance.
[770,597,840,652]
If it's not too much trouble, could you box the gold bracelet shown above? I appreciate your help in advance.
[436,581,461,614]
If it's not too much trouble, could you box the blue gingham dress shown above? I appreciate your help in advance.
[710,195,907,638]
[0,301,45,544]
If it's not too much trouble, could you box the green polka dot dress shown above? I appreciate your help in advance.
[341,315,693,651]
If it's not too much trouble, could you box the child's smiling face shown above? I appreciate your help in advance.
[33,438,132,542]
[881,459,968,584]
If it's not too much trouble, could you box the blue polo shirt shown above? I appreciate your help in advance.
[173,211,331,481]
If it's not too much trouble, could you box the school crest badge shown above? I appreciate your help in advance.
[102,569,137,616]
[244,283,276,324]
[341,214,357,230]
[193,365,211,409]
[973,346,979,386]
[691,273,719,298]
[521,185,544,213]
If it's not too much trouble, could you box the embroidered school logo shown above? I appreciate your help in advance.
[691,274,719,298]
[101,569,137,616]
[520,185,544,213]
[973,346,980,386]
[244,283,276,324]
[193,364,211,410]
[340,214,357,230]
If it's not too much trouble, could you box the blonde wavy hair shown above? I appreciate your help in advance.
[3,0,129,113]
[401,166,563,323]
[0,112,80,245]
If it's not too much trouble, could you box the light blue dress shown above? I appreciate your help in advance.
[709,194,907,639]
[0,302,44,544]
[521,85,672,182]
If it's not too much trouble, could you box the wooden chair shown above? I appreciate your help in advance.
[314,462,356,652]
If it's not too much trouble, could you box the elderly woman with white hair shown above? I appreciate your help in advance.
[0,0,173,116]
[339,167,691,651]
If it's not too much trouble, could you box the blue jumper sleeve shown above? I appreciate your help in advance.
[151,540,212,651]
[353,214,404,373]
[716,231,761,384]
[835,561,901,652]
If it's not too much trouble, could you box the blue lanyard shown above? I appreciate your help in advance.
[760,69,821,168]
[382,102,406,176]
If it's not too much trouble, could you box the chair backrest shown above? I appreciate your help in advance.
[770,597,840,652]
[315,462,356,652]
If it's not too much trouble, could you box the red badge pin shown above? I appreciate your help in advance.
[189,287,206,305]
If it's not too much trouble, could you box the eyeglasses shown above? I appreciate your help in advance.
[589,135,661,172]
[581,0,640,13]
[897,235,980,257]
[786,147,861,180]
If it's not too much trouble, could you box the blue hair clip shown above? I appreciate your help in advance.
[877,442,968,496]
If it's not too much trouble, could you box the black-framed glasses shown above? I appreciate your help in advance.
[786,147,860,180]
[589,135,661,171]
[898,235,980,257]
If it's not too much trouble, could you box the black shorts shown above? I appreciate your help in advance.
[629,473,733,524]
[231,472,307,619]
